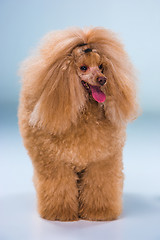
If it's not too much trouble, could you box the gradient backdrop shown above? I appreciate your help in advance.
[0,1,160,240]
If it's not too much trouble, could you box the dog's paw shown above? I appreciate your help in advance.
[39,206,79,222]
[79,207,121,221]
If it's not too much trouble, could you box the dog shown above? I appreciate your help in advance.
[18,27,139,221]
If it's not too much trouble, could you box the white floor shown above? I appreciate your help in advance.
[1,113,160,240]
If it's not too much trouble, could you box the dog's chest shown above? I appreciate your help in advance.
[53,113,123,170]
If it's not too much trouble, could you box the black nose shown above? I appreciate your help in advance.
[97,77,106,86]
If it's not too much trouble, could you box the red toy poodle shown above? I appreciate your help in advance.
[18,27,139,221]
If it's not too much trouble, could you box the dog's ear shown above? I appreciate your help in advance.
[102,55,139,127]
[98,48,139,127]
[29,56,86,134]
[19,28,88,135]
[86,27,140,127]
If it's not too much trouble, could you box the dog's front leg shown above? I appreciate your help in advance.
[78,157,124,221]
[33,163,79,221]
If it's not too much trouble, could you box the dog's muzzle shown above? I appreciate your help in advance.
[97,77,106,86]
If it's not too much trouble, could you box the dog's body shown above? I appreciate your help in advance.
[19,27,138,221]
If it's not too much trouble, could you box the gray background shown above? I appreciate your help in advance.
[0,1,160,240]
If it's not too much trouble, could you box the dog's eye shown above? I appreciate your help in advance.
[80,65,88,71]
[99,64,103,70]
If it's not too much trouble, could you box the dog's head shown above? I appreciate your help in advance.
[72,45,107,103]
[20,27,139,134]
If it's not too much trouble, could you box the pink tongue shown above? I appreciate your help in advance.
[89,85,106,103]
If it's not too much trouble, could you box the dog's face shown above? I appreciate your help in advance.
[73,46,107,103]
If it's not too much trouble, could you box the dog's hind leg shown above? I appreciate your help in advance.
[33,163,79,221]
[78,157,124,221]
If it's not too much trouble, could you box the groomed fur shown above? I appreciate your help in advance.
[18,27,139,221]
